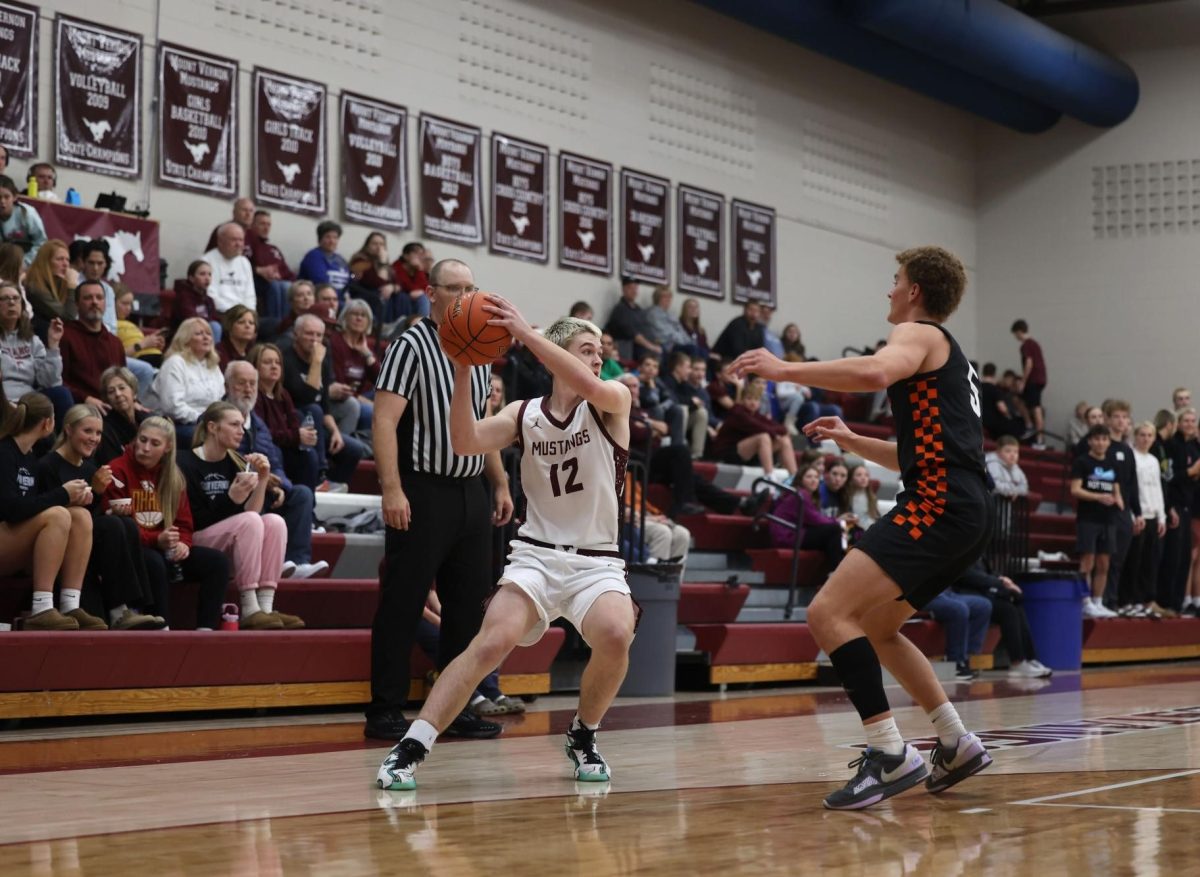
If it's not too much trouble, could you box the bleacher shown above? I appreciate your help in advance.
[3,403,1197,720]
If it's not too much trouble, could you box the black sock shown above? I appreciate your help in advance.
[828,636,891,722]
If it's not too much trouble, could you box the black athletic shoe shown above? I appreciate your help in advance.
[565,724,611,782]
[823,745,927,810]
[363,710,410,741]
[443,709,502,739]
[954,662,979,682]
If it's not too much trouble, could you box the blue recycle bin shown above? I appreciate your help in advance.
[1018,574,1089,671]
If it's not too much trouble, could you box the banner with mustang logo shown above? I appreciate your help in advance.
[254,67,326,215]
[558,151,612,276]
[0,1,38,158]
[419,114,483,245]
[620,168,669,285]
[157,44,237,197]
[731,199,776,306]
[341,92,409,229]
[677,183,723,299]
[490,132,548,263]
[54,15,141,178]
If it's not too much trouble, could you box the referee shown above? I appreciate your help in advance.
[365,258,514,741]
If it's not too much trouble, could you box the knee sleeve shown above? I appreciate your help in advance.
[828,636,891,721]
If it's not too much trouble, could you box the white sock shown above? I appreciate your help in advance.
[1092,596,1105,607]
[241,589,262,616]
[571,714,599,734]
[404,718,438,753]
[863,717,905,756]
[928,702,968,748]
[109,604,129,625]
[31,591,53,614]
[258,588,276,614]
[59,589,81,613]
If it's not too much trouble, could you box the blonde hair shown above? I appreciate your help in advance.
[138,416,184,528]
[53,404,103,451]
[543,316,602,351]
[840,463,880,520]
[24,239,70,305]
[165,317,220,368]
[1133,420,1157,437]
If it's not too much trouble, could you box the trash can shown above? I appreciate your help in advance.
[619,562,682,696]
[1019,573,1089,671]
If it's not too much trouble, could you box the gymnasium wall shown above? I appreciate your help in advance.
[26,0,979,360]
[974,4,1200,429]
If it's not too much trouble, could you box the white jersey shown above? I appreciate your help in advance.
[515,396,628,551]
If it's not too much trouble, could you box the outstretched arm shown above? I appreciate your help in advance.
[446,363,520,456]
[803,416,900,471]
[732,322,934,392]
[483,294,631,416]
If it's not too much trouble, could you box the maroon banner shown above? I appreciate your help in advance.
[157,44,237,197]
[0,1,37,157]
[253,68,326,215]
[54,16,141,179]
[731,199,776,306]
[419,114,483,244]
[341,93,409,229]
[558,152,612,276]
[620,168,669,285]
[490,133,548,263]
[677,184,723,299]
[21,197,159,293]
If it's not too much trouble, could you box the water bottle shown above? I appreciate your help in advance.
[66,188,81,206]
[25,174,37,198]
[220,603,240,631]
[301,412,315,430]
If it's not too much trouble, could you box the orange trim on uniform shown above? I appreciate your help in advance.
[891,377,948,541]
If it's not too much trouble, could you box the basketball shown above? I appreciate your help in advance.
[438,291,512,367]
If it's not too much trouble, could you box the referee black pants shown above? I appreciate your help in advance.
[368,472,493,718]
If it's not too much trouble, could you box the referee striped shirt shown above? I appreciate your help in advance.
[375,318,491,478]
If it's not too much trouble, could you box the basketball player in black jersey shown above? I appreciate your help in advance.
[733,247,993,810]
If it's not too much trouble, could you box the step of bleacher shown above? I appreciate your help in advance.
[312,532,384,579]
[678,583,750,625]
[686,550,753,571]
[678,513,762,552]
[745,548,829,588]
[1030,512,1076,537]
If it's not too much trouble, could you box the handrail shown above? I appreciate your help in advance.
[748,476,810,620]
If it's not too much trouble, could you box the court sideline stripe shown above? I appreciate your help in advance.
[1010,768,1200,805]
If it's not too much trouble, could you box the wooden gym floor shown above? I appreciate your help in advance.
[2,664,1199,875]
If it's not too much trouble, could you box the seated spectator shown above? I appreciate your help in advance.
[298,220,351,300]
[599,332,624,381]
[1066,401,1091,448]
[840,463,880,531]
[569,301,593,321]
[60,281,126,411]
[276,279,316,341]
[685,355,719,440]
[643,285,693,356]
[711,301,764,362]
[1000,369,1032,428]
[759,305,784,357]
[0,283,72,422]
[204,196,258,255]
[171,260,222,341]
[251,342,321,491]
[281,313,365,492]
[390,241,430,317]
[1071,425,1122,619]
[781,322,806,361]
[114,288,164,369]
[314,284,341,323]
[0,242,33,319]
[953,558,1052,678]
[180,401,304,630]
[636,353,685,449]
[678,297,712,367]
[0,175,46,264]
[980,362,1027,440]
[766,464,847,570]
[104,416,228,629]
[27,162,60,201]
[226,360,326,579]
[710,381,796,482]
[923,588,993,681]
[247,209,293,323]
[327,299,380,439]
[149,317,225,445]
[0,391,101,630]
[1127,420,1168,618]
[96,366,145,465]
[37,404,163,630]
[203,223,256,314]
[624,469,691,575]
[23,239,74,330]
[487,374,505,416]
[986,436,1030,498]
[819,458,848,514]
[706,358,744,418]
[777,377,843,437]
[347,231,399,328]
[660,349,709,459]
[216,304,258,370]
[604,276,656,361]
[77,239,118,332]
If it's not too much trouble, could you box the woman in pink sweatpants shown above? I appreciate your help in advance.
[179,401,305,630]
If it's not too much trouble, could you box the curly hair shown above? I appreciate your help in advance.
[895,246,966,322]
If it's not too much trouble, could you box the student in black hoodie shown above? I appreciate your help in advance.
[0,391,103,630]
[37,404,164,630]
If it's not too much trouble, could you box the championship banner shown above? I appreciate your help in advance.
[620,168,669,285]
[341,93,409,229]
[0,1,37,157]
[419,114,483,244]
[677,184,723,299]
[21,198,159,293]
[731,199,776,306]
[157,44,237,197]
[558,152,612,276]
[253,68,326,215]
[490,132,548,263]
[54,16,141,178]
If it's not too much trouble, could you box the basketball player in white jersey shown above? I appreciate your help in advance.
[377,297,637,791]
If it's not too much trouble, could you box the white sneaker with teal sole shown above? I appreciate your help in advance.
[376,738,427,791]
[565,725,611,782]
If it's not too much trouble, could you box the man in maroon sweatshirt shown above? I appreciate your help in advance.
[60,281,128,412]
